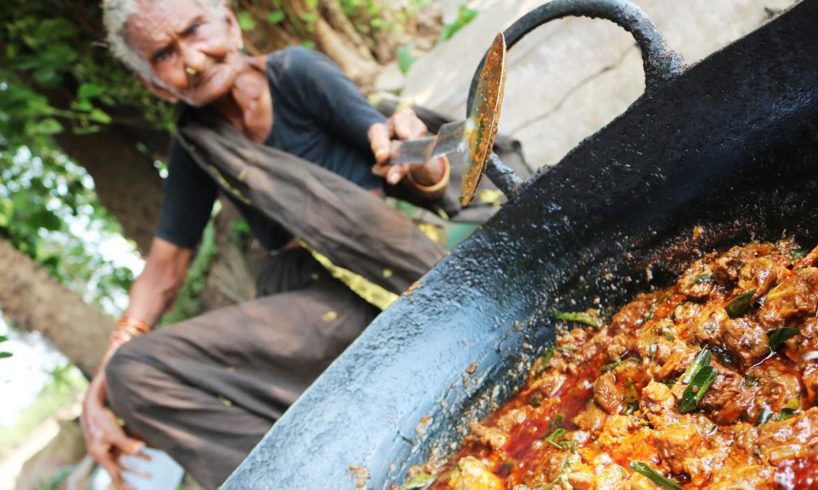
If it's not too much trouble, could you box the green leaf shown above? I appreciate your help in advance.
[88,108,112,124]
[0,352,12,359]
[768,327,799,351]
[679,349,711,384]
[0,335,8,343]
[554,310,602,328]
[783,395,801,411]
[300,12,318,23]
[725,290,756,318]
[630,462,683,490]
[30,209,62,231]
[396,44,416,75]
[692,273,715,284]
[78,82,104,100]
[790,248,807,259]
[679,365,717,413]
[399,472,434,490]
[30,118,63,135]
[238,12,257,31]
[33,67,61,88]
[438,6,479,43]
[0,198,13,228]
[266,11,285,24]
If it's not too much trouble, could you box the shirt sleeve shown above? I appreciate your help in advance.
[281,47,386,156]
[154,137,218,249]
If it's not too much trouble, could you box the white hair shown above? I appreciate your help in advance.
[101,0,227,80]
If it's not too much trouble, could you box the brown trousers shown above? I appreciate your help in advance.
[106,249,378,488]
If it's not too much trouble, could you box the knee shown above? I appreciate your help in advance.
[105,338,155,416]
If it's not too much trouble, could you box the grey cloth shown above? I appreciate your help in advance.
[175,105,447,295]
[106,249,378,488]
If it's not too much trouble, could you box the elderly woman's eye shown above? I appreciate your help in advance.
[185,22,202,35]
[153,47,171,63]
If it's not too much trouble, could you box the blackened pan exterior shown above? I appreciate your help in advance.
[226,2,818,488]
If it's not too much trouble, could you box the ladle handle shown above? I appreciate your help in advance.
[466,0,685,115]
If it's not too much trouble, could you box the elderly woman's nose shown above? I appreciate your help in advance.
[180,43,207,72]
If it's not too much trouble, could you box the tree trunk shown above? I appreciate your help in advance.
[0,239,111,374]
[53,121,168,257]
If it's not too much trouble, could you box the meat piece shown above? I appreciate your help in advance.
[597,415,639,454]
[629,473,665,490]
[720,317,770,370]
[758,407,818,463]
[449,456,506,490]
[610,294,654,334]
[653,341,697,380]
[671,301,702,327]
[567,463,627,490]
[468,421,508,451]
[531,451,576,485]
[696,363,751,424]
[752,360,802,414]
[692,305,729,344]
[653,422,702,473]
[712,384,756,425]
[712,243,774,283]
[804,363,818,405]
[682,422,733,485]
[496,408,527,433]
[529,372,566,399]
[604,333,631,362]
[758,267,818,329]
[593,372,624,415]
[783,316,818,370]
[639,381,679,430]
[558,327,593,356]
[732,422,759,454]
[677,259,717,300]
[707,465,775,490]
[738,257,788,300]
[573,402,608,435]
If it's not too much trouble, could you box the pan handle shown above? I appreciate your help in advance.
[466,0,685,113]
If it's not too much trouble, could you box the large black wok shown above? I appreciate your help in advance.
[225,1,818,487]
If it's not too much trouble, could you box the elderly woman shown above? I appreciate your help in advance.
[82,0,450,487]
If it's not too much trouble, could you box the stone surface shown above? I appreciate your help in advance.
[373,61,405,95]
[402,0,799,171]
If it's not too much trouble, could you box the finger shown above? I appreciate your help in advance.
[391,108,427,140]
[119,459,153,479]
[386,163,410,186]
[367,123,391,165]
[110,430,146,456]
[98,456,126,489]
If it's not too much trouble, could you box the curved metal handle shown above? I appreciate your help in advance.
[467,0,685,113]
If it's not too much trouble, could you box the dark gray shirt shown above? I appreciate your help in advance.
[156,47,386,250]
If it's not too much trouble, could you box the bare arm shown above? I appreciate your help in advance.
[82,237,193,488]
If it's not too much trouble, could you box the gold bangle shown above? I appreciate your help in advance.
[117,316,152,334]
[405,156,450,194]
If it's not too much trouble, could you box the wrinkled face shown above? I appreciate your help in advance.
[126,0,244,106]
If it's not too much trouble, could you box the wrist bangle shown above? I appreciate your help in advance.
[406,156,450,194]
[111,316,153,346]
[117,316,152,334]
